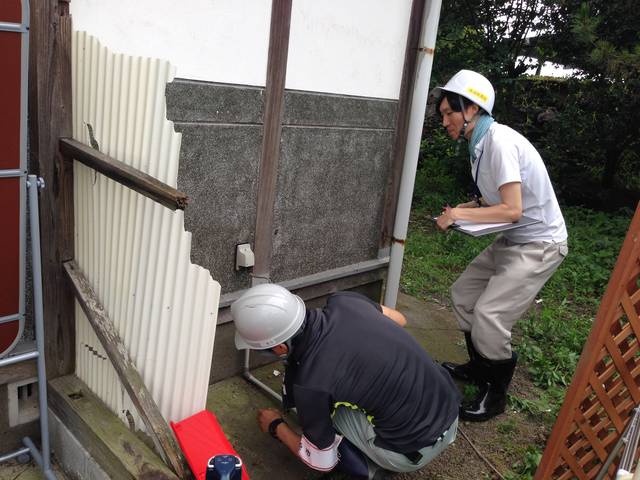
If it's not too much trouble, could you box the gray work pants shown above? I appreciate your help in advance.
[451,236,568,360]
[332,406,458,473]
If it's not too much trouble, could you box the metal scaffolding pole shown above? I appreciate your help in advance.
[0,177,57,480]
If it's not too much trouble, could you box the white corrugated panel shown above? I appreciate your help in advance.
[71,30,220,427]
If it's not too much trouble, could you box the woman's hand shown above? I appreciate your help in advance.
[436,206,457,231]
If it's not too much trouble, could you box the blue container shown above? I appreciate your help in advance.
[205,454,242,480]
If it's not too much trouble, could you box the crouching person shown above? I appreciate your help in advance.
[231,284,461,479]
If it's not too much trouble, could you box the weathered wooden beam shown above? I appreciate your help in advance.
[28,0,75,379]
[252,0,293,281]
[62,260,187,478]
[48,374,178,480]
[59,137,189,211]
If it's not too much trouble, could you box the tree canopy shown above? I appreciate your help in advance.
[429,0,640,208]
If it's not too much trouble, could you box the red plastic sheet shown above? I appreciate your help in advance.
[171,410,250,480]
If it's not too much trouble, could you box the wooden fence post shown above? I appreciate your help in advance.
[28,0,75,378]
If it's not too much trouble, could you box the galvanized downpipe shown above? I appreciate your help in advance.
[384,0,442,308]
[243,349,283,404]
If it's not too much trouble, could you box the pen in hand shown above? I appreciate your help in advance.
[435,204,456,231]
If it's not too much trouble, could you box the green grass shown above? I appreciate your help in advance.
[404,152,633,479]
[503,446,543,480]
[401,201,633,413]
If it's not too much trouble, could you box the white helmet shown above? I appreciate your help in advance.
[231,284,306,350]
[434,69,495,115]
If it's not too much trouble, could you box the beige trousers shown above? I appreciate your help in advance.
[451,236,568,360]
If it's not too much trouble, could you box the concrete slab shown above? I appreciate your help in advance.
[206,293,468,480]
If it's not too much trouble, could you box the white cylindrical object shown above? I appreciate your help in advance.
[384,0,442,307]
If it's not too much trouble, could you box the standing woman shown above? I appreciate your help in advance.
[434,70,568,422]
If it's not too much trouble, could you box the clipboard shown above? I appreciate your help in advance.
[431,215,542,237]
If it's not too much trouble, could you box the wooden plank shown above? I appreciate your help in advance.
[379,0,426,248]
[63,261,187,478]
[560,446,588,480]
[48,374,178,480]
[59,137,189,211]
[252,0,293,280]
[27,0,75,379]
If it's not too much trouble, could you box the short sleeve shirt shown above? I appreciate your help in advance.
[284,292,460,462]
[472,123,567,243]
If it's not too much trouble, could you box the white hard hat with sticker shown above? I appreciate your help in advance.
[231,283,306,350]
[433,69,495,115]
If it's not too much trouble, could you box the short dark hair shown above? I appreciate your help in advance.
[437,91,467,113]
[437,91,488,116]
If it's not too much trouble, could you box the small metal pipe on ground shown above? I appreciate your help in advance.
[0,447,30,464]
[384,0,442,308]
[23,437,57,480]
[242,350,283,404]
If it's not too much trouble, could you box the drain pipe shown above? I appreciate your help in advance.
[242,349,283,404]
[384,0,442,308]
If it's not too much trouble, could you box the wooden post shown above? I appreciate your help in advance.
[59,138,189,211]
[28,0,75,378]
[380,0,426,249]
[63,261,188,479]
[252,0,293,282]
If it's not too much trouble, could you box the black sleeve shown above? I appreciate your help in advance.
[328,291,383,313]
[293,384,336,449]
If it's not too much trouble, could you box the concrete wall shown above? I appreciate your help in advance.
[0,360,38,453]
[166,78,395,380]
[272,92,396,282]
[167,80,396,296]
[167,81,264,295]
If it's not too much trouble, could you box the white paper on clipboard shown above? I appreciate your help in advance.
[453,220,512,232]
[429,215,543,237]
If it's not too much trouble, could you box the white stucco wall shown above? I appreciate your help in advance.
[70,0,412,98]
[286,0,412,99]
[70,0,272,86]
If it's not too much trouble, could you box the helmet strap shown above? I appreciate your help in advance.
[458,95,469,138]
[458,95,479,140]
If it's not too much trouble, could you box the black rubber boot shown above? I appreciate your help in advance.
[442,332,478,382]
[459,352,517,422]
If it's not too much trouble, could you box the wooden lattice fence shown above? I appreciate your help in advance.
[536,203,640,479]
